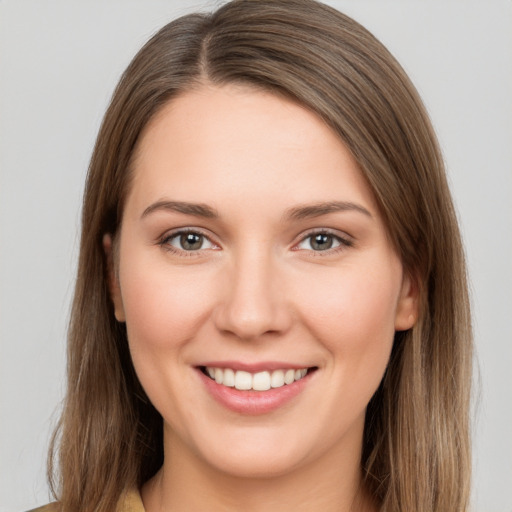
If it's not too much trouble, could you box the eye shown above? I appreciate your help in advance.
[164,231,215,251]
[296,232,349,252]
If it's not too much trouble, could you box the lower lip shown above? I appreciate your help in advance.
[196,368,313,415]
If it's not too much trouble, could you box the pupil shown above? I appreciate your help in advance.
[181,233,202,250]
[312,234,332,251]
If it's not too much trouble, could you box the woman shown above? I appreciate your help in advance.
[38,0,473,511]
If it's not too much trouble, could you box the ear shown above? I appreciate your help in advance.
[394,271,419,331]
[103,233,126,323]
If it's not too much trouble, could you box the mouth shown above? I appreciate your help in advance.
[195,360,318,414]
[199,366,316,391]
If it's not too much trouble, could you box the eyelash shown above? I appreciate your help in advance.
[158,228,218,257]
[158,228,353,256]
[293,229,353,256]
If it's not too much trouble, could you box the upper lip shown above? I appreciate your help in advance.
[197,361,314,372]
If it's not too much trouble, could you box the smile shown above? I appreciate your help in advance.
[197,364,317,415]
[202,366,309,391]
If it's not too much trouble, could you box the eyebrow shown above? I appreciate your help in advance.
[284,201,372,220]
[141,200,218,219]
[140,199,371,221]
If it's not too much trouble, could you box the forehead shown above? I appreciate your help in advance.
[125,84,378,219]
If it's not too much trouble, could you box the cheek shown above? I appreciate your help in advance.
[117,258,216,428]
[293,259,400,373]
[119,259,215,352]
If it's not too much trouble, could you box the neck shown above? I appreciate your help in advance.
[141,425,378,512]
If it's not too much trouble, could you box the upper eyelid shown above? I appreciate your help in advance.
[160,227,215,241]
[158,227,220,250]
[294,227,353,244]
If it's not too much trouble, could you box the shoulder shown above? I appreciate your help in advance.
[25,488,144,512]
[25,504,59,512]
[117,488,145,512]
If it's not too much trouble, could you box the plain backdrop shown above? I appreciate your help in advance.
[1,1,511,511]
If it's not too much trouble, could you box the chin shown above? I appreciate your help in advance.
[201,445,306,480]
[186,419,339,481]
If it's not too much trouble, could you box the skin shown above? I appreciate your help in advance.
[105,84,417,512]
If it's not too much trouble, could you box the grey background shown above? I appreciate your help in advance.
[1,1,511,510]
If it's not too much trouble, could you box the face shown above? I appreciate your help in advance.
[107,84,417,479]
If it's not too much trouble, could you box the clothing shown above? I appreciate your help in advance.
[26,488,144,512]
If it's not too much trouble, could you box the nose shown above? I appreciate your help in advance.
[213,249,292,341]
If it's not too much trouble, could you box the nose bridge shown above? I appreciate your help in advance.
[214,244,289,340]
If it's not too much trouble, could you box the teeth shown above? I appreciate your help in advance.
[295,368,307,380]
[253,371,271,391]
[235,370,252,390]
[204,366,310,391]
[284,369,295,385]
[223,368,235,387]
[271,370,285,388]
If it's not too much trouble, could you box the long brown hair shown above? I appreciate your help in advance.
[49,1,472,510]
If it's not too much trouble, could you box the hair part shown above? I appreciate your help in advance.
[49,2,472,511]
